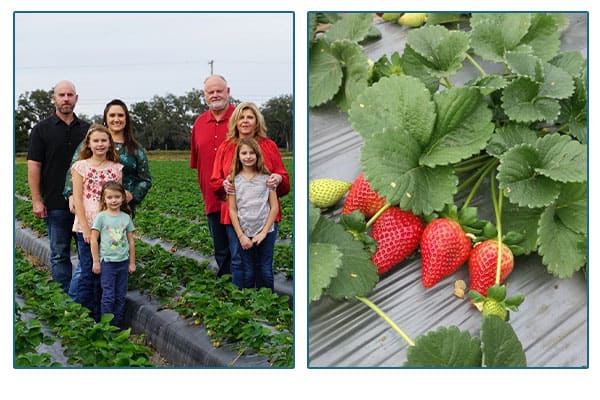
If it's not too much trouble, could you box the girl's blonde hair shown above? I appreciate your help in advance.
[78,124,119,161]
[226,102,268,142]
[229,137,270,182]
[98,181,132,215]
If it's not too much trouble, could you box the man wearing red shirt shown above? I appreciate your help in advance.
[190,75,235,277]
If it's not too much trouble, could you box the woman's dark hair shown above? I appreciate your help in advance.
[102,99,140,154]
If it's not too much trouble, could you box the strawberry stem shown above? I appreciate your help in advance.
[466,53,487,77]
[490,171,504,284]
[460,159,498,211]
[366,203,391,229]
[356,296,415,347]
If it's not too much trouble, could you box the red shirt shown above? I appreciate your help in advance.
[210,136,290,225]
[190,104,235,214]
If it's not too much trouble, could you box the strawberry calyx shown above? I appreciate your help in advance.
[340,210,377,253]
[469,284,525,321]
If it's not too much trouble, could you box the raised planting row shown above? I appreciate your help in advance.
[15,218,294,367]
[15,248,154,367]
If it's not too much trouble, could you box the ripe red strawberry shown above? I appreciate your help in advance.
[370,207,424,274]
[420,218,472,288]
[469,240,514,296]
[342,173,387,218]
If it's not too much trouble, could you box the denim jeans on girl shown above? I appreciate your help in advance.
[45,209,75,292]
[99,259,129,327]
[226,223,277,290]
[75,232,101,321]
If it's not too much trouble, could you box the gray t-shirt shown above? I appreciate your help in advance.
[234,173,274,237]
[92,211,135,262]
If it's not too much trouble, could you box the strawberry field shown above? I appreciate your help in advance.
[308,13,587,367]
[14,156,294,367]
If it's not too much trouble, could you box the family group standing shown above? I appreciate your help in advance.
[27,75,290,326]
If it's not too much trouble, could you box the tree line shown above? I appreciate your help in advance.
[14,89,293,153]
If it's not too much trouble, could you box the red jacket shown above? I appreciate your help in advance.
[189,104,235,215]
[210,136,290,224]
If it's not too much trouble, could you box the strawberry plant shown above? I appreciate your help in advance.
[309,12,587,367]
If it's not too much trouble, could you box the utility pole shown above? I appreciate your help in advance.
[208,60,214,75]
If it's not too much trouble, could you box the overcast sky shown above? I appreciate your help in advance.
[14,12,293,116]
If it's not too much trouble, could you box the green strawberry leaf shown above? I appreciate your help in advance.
[309,39,343,107]
[309,202,321,235]
[420,87,494,167]
[425,13,467,26]
[550,51,586,77]
[539,63,574,99]
[310,211,379,299]
[309,243,343,302]
[331,40,370,113]
[501,77,561,123]
[501,201,543,254]
[497,143,561,208]
[400,45,441,93]
[481,315,527,367]
[404,326,482,367]
[505,51,544,81]
[520,14,561,62]
[370,51,403,84]
[534,133,587,183]
[361,127,458,215]
[324,13,375,44]
[405,25,470,79]
[349,74,436,142]
[558,75,587,143]
[538,185,587,278]
[468,74,508,96]
[470,13,532,62]
[486,123,538,157]
[554,182,587,235]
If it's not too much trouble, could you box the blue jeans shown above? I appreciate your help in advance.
[100,260,129,327]
[45,209,75,292]
[75,233,101,321]
[207,212,231,277]
[226,224,277,290]
[68,264,81,301]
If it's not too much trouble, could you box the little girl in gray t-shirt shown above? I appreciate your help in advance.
[228,137,279,290]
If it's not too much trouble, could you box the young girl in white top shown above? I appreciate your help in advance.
[71,124,122,321]
[91,181,135,327]
[227,137,279,290]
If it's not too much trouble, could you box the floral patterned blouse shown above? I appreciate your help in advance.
[64,141,152,213]
[71,159,123,232]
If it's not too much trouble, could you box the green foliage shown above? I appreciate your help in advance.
[310,12,588,278]
[14,249,153,367]
[308,203,379,301]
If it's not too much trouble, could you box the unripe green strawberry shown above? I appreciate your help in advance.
[342,173,387,218]
[482,299,508,321]
[309,178,351,209]
[469,240,514,296]
[371,207,424,274]
[420,218,472,288]
[398,13,427,27]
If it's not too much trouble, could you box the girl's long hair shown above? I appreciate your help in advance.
[229,137,270,183]
[226,102,268,142]
[98,181,132,215]
[78,124,119,161]
[103,99,140,154]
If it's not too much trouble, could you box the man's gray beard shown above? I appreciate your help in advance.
[208,100,228,111]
